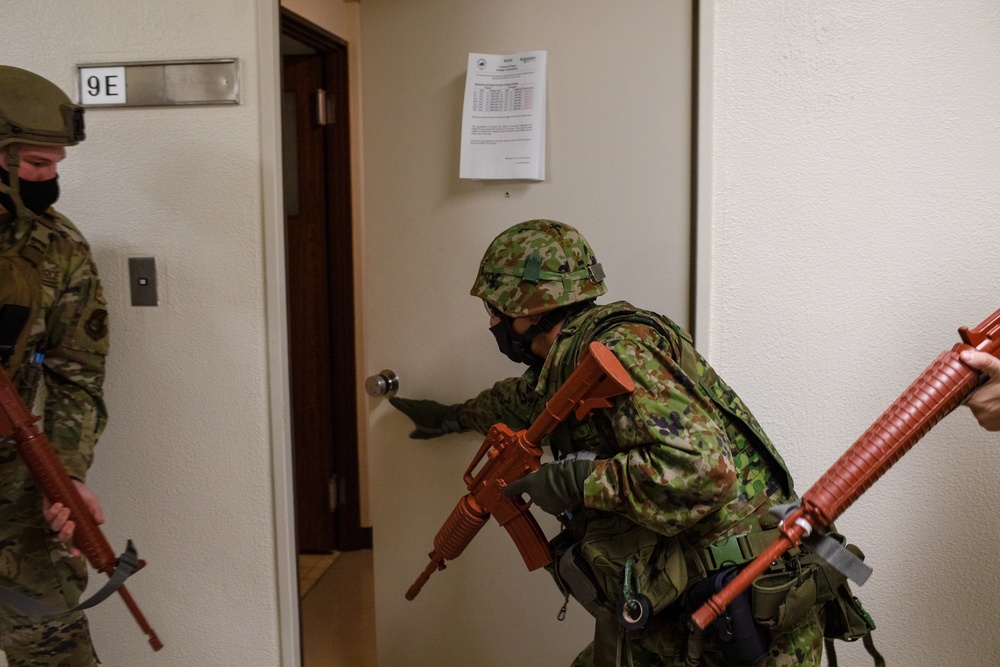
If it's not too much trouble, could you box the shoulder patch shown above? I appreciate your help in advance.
[84,308,109,340]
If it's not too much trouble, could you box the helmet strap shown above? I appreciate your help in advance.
[0,144,28,217]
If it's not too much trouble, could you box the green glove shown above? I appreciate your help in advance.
[503,459,595,516]
[388,396,465,439]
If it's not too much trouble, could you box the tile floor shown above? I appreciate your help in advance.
[299,549,376,667]
[298,552,341,597]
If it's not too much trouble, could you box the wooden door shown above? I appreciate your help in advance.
[283,53,335,553]
[360,2,697,664]
[281,17,365,553]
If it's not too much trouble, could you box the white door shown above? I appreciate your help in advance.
[360,2,695,665]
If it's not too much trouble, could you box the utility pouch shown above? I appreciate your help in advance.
[822,577,876,643]
[555,542,601,609]
[579,514,687,616]
[751,532,873,640]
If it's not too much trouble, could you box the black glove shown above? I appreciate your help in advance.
[388,396,465,439]
[503,458,595,516]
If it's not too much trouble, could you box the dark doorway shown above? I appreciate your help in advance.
[280,8,370,554]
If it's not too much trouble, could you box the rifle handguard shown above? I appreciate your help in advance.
[691,306,1000,631]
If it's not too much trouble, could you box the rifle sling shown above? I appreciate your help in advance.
[0,539,140,618]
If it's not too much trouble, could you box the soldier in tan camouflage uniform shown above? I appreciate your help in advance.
[392,220,829,666]
[0,65,109,666]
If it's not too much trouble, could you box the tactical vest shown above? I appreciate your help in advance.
[0,214,54,389]
[543,303,881,666]
[547,301,794,497]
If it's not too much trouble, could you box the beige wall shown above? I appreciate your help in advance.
[711,1,1000,664]
[3,1,995,665]
[357,2,694,665]
[0,1,289,665]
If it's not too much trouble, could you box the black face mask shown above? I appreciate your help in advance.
[490,314,546,367]
[0,165,60,217]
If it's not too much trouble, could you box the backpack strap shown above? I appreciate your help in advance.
[825,633,886,667]
[571,306,795,494]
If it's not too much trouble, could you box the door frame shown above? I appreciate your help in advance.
[258,0,300,664]
[692,0,714,355]
[280,7,370,554]
[259,1,715,665]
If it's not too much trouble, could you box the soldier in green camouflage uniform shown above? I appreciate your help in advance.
[0,65,109,666]
[392,220,825,666]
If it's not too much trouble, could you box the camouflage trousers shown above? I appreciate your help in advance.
[571,608,823,667]
[0,459,98,667]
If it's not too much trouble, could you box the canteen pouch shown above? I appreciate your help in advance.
[751,533,874,640]
[751,563,818,632]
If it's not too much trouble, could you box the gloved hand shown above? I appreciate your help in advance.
[502,458,595,516]
[388,396,465,439]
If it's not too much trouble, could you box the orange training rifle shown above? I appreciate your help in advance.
[0,367,163,651]
[406,341,635,600]
[692,305,1000,631]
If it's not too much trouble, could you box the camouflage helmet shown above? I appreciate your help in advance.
[0,65,85,151]
[471,220,607,318]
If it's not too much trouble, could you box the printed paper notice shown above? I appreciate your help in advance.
[460,51,546,181]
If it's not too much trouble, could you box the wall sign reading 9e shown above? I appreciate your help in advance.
[76,59,240,108]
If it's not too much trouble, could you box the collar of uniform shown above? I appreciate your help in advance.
[531,305,595,397]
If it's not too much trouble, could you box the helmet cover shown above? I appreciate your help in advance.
[471,219,606,318]
[0,65,85,151]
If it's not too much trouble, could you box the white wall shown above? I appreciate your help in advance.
[4,2,996,665]
[711,2,1000,664]
[0,2,288,665]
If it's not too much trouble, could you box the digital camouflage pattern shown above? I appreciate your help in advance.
[470,220,606,318]
[0,207,107,667]
[459,301,823,665]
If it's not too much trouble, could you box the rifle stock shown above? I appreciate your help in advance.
[0,367,163,651]
[406,342,635,600]
[691,306,1000,631]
